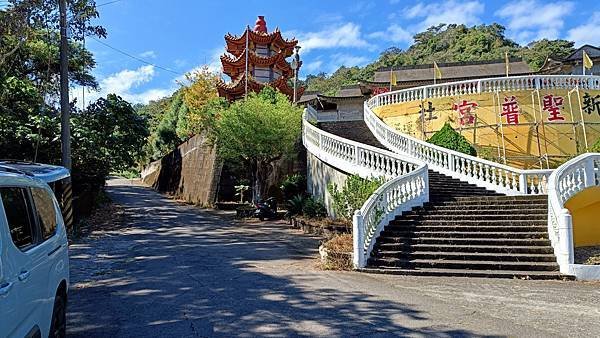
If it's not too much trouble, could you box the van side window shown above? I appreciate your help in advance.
[31,187,57,240]
[0,187,35,249]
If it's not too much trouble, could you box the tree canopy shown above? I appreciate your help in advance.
[215,87,302,200]
[305,23,576,95]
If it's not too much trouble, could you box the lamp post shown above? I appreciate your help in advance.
[291,46,301,103]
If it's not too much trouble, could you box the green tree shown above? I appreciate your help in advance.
[328,175,385,221]
[522,39,575,70]
[427,123,477,156]
[215,87,302,201]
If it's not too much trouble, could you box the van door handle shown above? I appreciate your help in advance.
[0,282,13,296]
[18,270,30,282]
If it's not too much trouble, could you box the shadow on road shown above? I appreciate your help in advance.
[67,182,490,337]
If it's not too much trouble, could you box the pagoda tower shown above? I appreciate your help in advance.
[217,16,304,101]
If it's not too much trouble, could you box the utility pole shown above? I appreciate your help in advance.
[59,0,71,170]
[58,0,74,234]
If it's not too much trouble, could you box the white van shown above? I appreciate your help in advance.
[0,162,70,338]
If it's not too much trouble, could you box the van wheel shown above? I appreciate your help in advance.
[49,293,66,338]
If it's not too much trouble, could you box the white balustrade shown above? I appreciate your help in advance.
[303,112,422,179]
[547,153,600,274]
[302,111,428,269]
[353,165,429,268]
[370,75,600,107]
[364,102,552,195]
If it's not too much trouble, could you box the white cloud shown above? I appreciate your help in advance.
[369,24,413,44]
[138,50,157,59]
[327,53,369,73]
[304,60,324,73]
[293,23,370,54]
[72,65,173,108]
[495,0,574,43]
[404,1,485,30]
[567,12,600,46]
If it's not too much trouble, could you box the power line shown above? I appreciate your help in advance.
[90,36,183,76]
[97,0,123,7]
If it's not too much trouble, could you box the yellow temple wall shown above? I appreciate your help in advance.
[564,186,600,247]
[373,89,600,169]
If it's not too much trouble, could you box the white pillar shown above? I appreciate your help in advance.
[558,209,574,274]
[353,210,365,269]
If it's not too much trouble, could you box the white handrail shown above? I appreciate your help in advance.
[353,165,428,268]
[360,74,599,195]
[547,153,600,274]
[303,112,422,179]
[368,75,600,108]
[302,110,429,269]
[364,103,551,195]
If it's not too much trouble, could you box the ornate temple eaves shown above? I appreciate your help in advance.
[225,28,298,57]
[216,73,303,102]
[220,49,301,78]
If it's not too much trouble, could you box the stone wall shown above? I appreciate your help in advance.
[306,152,349,218]
[141,132,222,206]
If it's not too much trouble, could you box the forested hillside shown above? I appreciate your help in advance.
[303,23,575,95]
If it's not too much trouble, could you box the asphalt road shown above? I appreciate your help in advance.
[67,178,600,337]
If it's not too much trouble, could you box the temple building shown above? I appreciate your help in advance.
[217,16,304,101]
[299,45,600,123]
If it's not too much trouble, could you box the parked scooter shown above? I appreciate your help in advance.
[254,197,278,221]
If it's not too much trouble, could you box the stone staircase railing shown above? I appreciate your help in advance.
[547,153,600,275]
[352,165,428,268]
[364,103,551,195]
[367,75,600,107]
[364,75,600,194]
[302,111,428,269]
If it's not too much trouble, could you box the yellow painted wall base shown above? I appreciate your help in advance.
[564,186,600,247]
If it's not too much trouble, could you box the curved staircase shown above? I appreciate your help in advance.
[320,121,570,279]
[306,75,600,280]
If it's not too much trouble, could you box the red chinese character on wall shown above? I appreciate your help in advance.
[501,96,520,125]
[543,94,565,122]
[452,100,478,125]
[371,87,389,96]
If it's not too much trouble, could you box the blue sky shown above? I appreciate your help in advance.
[76,0,600,106]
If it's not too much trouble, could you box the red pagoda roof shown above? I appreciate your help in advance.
[225,28,298,58]
[220,49,301,79]
[216,72,304,102]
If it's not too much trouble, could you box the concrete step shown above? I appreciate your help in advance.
[389,219,548,227]
[404,208,547,215]
[384,225,548,233]
[371,250,558,262]
[397,214,547,221]
[378,236,552,246]
[380,230,549,239]
[368,258,559,271]
[374,243,555,254]
[414,204,548,212]
[359,267,574,280]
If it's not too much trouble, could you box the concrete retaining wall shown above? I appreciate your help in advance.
[141,132,222,206]
[306,152,349,218]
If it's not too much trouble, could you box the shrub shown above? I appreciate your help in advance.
[328,175,385,221]
[280,174,306,201]
[321,234,353,270]
[286,194,305,217]
[591,138,600,153]
[427,123,477,156]
[302,196,327,218]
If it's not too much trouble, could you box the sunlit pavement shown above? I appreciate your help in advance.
[67,178,600,337]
